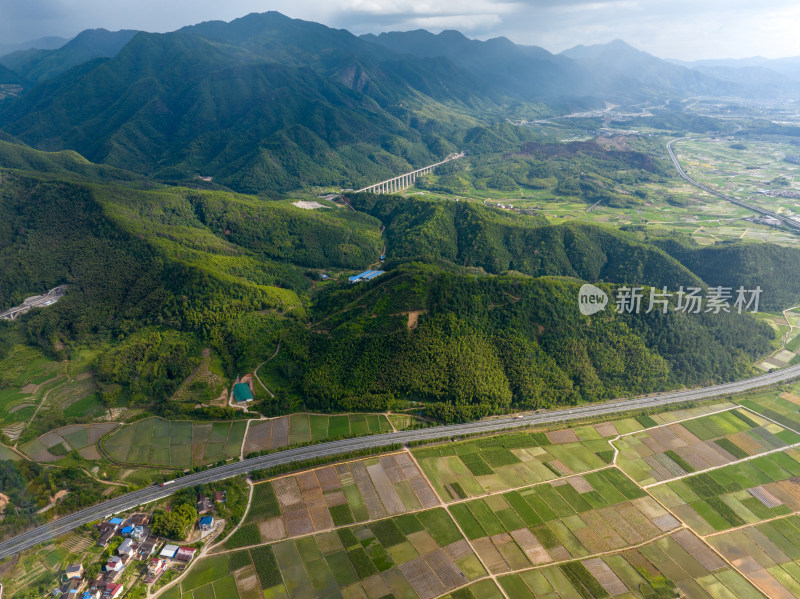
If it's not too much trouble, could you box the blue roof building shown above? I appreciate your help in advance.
[120,526,133,536]
[199,516,214,531]
[348,270,385,283]
[109,518,123,526]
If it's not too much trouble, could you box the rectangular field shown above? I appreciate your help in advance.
[414,430,614,501]
[194,508,482,599]
[650,451,800,535]
[449,469,679,573]
[498,530,765,599]
[242,412,394,455]
[615,407,800,485]
[102,417,246,468]
[230,452,439,547]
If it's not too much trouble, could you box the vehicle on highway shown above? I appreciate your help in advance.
[160,480,175,487]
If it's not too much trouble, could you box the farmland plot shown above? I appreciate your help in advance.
[414,431,613,501]
[615,407,800,485]
[449,469,679,574]
[498,529,764,598]
[229,453,439,547]
[649,451,800,535]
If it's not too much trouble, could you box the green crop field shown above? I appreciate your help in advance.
[498,530,765,598]
[615,406,800,485]
[650,451,800,535]
[0,341,104,444]
[738,387,800,434]
[241,412,398,455]
[708,515,800,597]
[448,468,676,572]
[102,417,246,468]
[231,452,441,547]
[414,427,619,501]
[189,508,481,599]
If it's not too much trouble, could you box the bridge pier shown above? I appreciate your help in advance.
[354,151,464,196]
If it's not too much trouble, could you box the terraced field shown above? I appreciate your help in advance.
[0,344,103,442]
[20,423,119,462]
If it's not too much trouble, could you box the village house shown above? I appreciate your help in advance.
[64,564,84,580]
[102,582,123,599]
[160,544,179,560]
[175,547,197,562]
[145,558,166,583]
[117,538,137,558]
[138,539,158,560]
[199,515,214,532]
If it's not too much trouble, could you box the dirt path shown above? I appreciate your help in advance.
[209,478,254,553]
[18,378,69,444]
[253,343,281,399]
[81,468,128,488]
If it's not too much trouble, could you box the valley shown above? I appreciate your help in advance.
[1,9,800,599]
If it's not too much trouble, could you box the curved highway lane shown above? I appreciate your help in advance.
[2,362,800,561]
[667,138,800,231]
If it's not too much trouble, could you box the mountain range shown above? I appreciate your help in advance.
[0,13,799,194]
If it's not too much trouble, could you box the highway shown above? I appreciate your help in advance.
[666,138,800,231]
[2,362,800,561]
[0,285,68,321]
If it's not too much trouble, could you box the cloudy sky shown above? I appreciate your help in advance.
[2,0,799,60]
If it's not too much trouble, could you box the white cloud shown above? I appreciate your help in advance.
[0,0,799,60]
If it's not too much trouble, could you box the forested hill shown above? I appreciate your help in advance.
[349,193,702,288]
[294,267,771,422]
[0,11,775,197]
[652,235,800,312]
[0,13,491,193]
[1,158,780,423]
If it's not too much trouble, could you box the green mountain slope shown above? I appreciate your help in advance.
[0,136,135,180]
[0,29,138,84]
[0,147,784,423]
[653,235,800,311]
[290,266,771,421]
[0,16,490,193]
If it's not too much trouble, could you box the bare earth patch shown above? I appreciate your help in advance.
[403,310,427,330]
[292,200,327,210]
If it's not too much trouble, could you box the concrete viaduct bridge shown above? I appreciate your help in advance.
[356,152,465,194]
